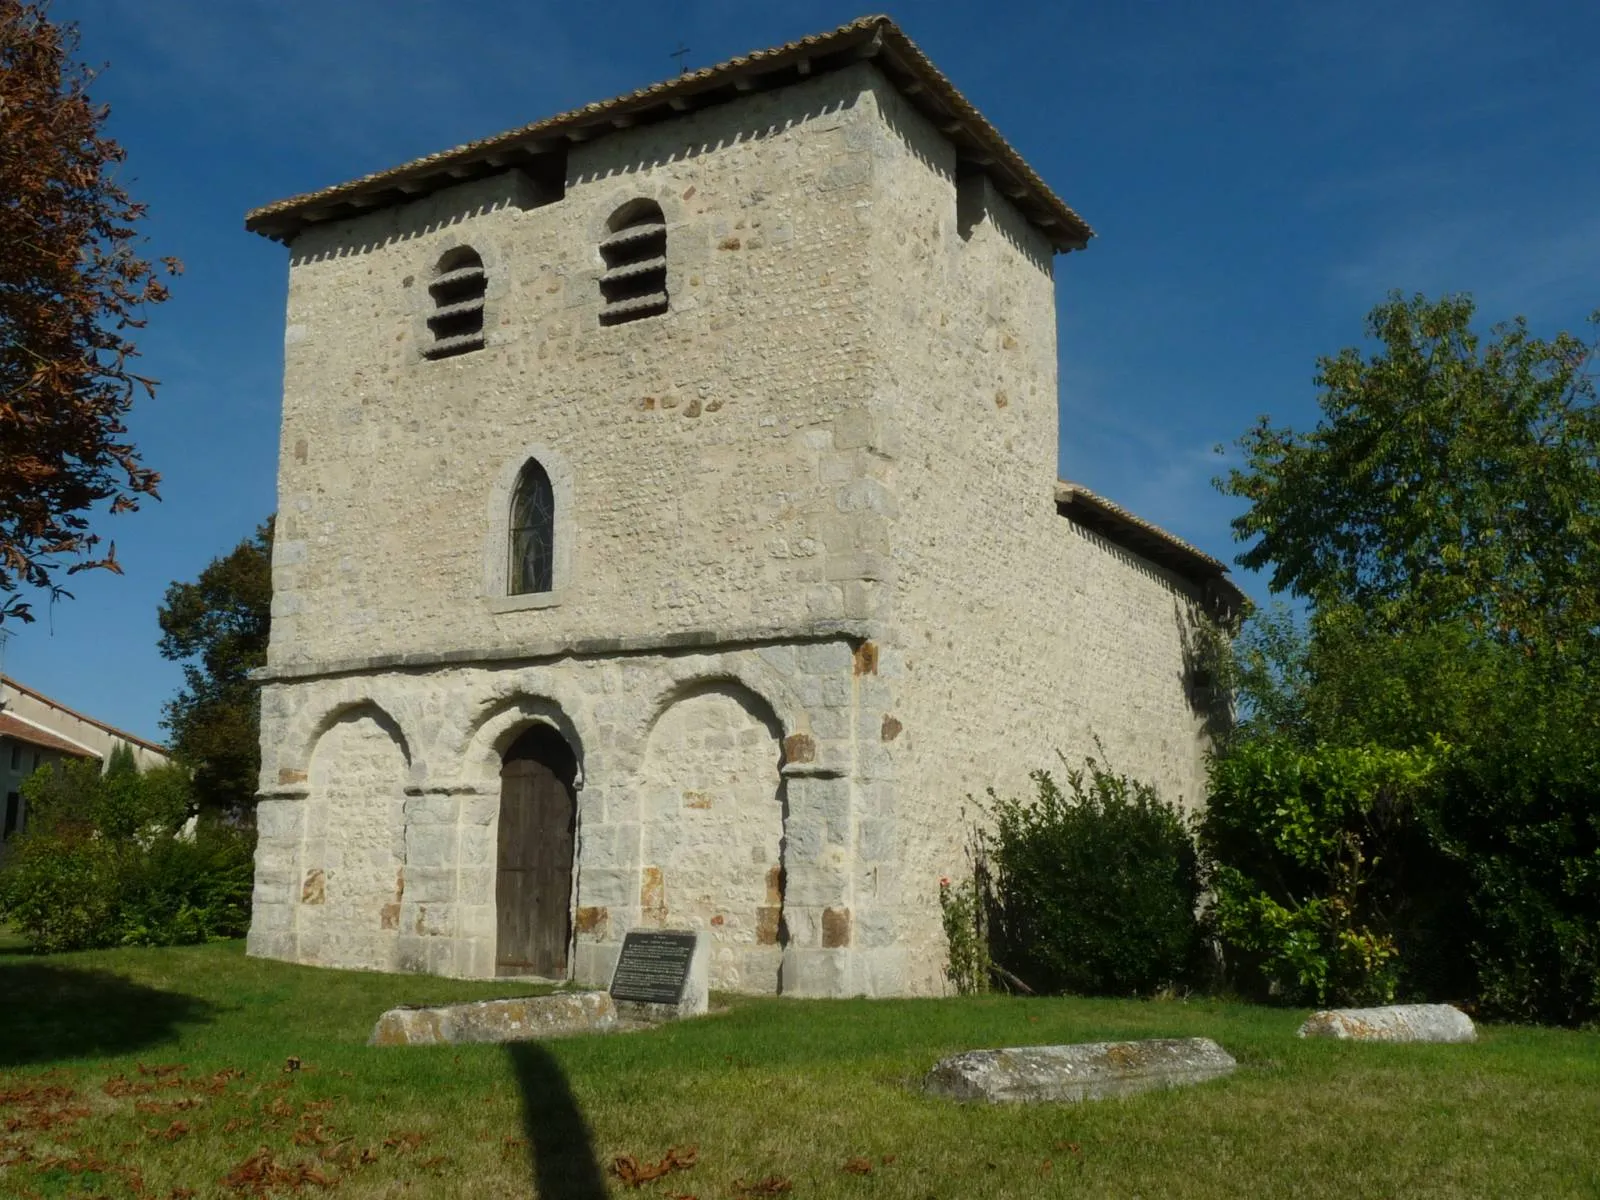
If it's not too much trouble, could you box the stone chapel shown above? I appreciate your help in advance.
[243,15,1243,997]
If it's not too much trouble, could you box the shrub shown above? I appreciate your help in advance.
[116,820,256,947]
[0,760,254,952]
[982,757,1201,996]
[1425,696,1600,1025]
[1200,739,1451,1006]
[938,867,991,995]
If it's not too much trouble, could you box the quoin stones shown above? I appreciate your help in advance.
[242,16,1244,998]
[1297,1004,1476,1043]
[924,1039,1237,1104]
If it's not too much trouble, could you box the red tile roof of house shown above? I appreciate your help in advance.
[0,676,168,754]
[0,712,98,759]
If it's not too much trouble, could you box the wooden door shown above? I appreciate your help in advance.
[496,757,574,976]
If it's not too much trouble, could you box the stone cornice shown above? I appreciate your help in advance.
[254,620,874,685]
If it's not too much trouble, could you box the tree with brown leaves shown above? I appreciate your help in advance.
[0,1,180,623]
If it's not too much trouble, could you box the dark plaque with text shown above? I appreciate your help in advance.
[609,930,698,1005]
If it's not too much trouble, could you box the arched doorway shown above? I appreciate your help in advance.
[497,724,578,977]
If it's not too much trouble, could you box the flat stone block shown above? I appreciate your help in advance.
[1297,1004,1476,1043]
[369,991,616,1046]
[924,1038,1237,1104]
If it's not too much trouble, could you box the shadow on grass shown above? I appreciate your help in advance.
[0,964,215,1067]
[506,1041,607,1200]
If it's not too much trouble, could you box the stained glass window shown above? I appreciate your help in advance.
[509,460,554,595]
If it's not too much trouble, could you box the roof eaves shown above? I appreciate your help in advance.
[0,712,101,759]
[244,15,1093,252]
[1055,482,1246,615]
[0,676,169,755]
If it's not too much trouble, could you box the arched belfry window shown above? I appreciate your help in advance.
[509,459,555,595]
[425,246,486,359]
[599,200,668,326]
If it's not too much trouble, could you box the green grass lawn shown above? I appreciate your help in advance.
[1,940,1597,1198]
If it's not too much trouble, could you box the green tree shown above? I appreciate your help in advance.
[1220,293,1600,653]
[157,519,272,814]
[1211,292,1600,1023]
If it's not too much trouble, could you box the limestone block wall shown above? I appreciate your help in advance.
[267,64,897,676]
[859,77,1220,992]
[635,684,785,992]
[248,635,911,996]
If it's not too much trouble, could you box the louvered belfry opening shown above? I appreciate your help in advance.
[599,201,668,326]
[425,246,487,359]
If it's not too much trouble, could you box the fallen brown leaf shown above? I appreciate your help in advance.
[104,1075,157,1098]
[137,1063,187,1077]
[221,1146,338,1194]
[842,1156,873,1175]
[733,1177,793,1197]
[611,1145,699,1188]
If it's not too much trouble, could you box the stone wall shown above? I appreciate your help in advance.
[861,76,1217,991]
[249,637,907,995]
[268,65,892,675]
[635,683,785,992]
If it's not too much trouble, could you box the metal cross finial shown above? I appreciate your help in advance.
[671,43,691,75]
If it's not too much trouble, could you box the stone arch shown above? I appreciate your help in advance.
[631,654,810,770]
[459,692,588,792]
[637,678,788,994]
[282,691,419,786]
[299,703,411,971]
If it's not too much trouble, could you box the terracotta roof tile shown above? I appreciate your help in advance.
[245,15,1093,251]
[0,676,167,754]
[0,713,99,759]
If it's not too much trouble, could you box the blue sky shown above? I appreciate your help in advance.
[8,0,1598,741]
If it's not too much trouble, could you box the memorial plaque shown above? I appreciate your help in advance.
[609,930,699,1005]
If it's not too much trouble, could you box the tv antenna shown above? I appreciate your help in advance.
[671,43,691,75]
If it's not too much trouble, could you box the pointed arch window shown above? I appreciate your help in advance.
[599,200,668,326]
[509,459,555,595]
[425,246,486,359]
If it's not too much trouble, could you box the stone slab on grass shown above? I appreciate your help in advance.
[1297,1004,1475,1043]
[924,1038,1236,1104]
[370,990,615,1046]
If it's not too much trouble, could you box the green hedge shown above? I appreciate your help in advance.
[0,758,254,953]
